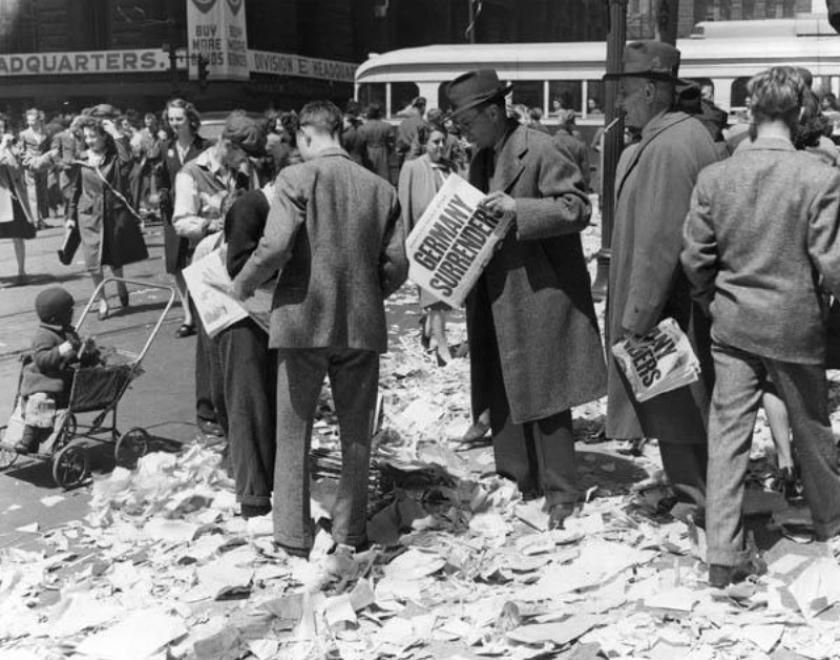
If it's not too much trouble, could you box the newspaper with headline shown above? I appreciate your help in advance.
[406,174,513,308]
[611,318,701,403]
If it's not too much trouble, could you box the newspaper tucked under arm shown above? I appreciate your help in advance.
[611,318,701,403]
[406,174,513,308]
[182,249,271,338]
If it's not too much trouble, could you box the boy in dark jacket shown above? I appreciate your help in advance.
[16,287,99,453]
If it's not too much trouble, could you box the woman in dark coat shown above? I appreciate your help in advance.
[154,98,208,337]
[0,113,36,285]
[67,116,148,319]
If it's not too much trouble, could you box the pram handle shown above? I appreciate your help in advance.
[75,278,177,367]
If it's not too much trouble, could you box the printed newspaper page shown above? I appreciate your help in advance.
[406,174,513,308]
[182,249,250,338]
[611,317,701,403]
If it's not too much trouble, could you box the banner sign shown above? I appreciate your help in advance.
[406,174,512,308]
[187,0,249,81]
[0,50,172,76]
[249,50,357,83]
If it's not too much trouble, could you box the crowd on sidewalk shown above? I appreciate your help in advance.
[6,38,840,595]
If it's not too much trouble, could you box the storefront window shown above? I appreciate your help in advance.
[548,81,583,115]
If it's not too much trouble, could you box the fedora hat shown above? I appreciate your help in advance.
[446,69,513,116]
[604,40,681,82]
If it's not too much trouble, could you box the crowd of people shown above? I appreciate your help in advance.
[9,37,840,589]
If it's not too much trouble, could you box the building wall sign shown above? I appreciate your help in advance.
[187,0,249,81]
[0,50,171,76]
[249,50,357,83]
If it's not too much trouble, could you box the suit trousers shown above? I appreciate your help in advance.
[195,308,225,427]
[216,319,276,507]
[482,307,579,505]
[707,342,840,566]
[273,347,379,551]
[617,367,708,509]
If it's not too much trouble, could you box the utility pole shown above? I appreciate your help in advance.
[656,0,679,45]
[592,0,627,303]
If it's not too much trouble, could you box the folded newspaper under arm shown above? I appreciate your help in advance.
[406,174,513,308]
[182,250,271,338]
[611,318,701,403]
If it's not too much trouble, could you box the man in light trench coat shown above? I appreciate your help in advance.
[446,69,607,528]
[606,41,720,512]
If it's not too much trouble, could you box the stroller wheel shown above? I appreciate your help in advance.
[52,441,89,489]
[114,427,150,469]
[0,427,18,470]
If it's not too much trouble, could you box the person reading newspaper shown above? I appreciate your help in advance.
[445,69,606,529]
[230,101,407,561]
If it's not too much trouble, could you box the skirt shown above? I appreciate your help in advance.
[0,197,36,240]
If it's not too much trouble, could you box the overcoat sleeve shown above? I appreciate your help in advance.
[515,141,591,241]
[621,139,708,335]
[233,170,306,298]
[681,175,718,313]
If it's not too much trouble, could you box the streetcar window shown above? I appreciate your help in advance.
[512,81,544,112]
[730,77,751,107]
[548,81,583,115]
[358,83,386,109]
[688,78,714,102]
[586,81,604,115]
[391,82,420,118]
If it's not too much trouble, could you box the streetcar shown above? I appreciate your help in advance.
[354,14,840,138]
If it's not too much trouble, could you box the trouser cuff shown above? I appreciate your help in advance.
[544,489,580,506]
[707,546,750,567]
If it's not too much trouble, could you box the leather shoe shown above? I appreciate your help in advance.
[197,418,225,437]
[176,323,196,338]
[708,563,751,589]
[240,503,271,519]
[462,419,490,443]
[547,502,578,530]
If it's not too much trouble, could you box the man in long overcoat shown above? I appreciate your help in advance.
[357,102,395,183]
[606,41,719,510]
[446,69,607,528]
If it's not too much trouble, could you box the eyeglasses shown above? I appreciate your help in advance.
[454,108,485,132]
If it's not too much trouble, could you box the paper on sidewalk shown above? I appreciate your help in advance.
[182,249,270,338]
[611,318,700,403]
[405,173,513,308]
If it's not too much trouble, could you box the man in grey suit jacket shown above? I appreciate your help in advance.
[232,101,408,557]
[682,66,840,588]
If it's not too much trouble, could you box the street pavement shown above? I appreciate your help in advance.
[0,223,199,547]
[0,221,430,550]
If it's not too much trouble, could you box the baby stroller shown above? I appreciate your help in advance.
[0,278,175,488]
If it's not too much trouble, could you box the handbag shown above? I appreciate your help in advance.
[826,297,840,369]
[57,223,80,265]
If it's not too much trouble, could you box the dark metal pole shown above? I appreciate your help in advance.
[467,0,476,43]
[591,0,626,303]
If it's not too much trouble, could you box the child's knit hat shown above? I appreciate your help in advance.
[35,287,75,327]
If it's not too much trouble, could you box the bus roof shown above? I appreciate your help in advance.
[356,24,840,83]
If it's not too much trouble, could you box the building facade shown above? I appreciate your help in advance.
[0,0,822,122]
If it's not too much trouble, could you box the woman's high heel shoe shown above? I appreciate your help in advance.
[98,301,110,321]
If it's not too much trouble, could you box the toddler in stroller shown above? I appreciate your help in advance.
[16,287,101,453]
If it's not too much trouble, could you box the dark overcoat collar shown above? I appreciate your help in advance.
[616,110,694,200]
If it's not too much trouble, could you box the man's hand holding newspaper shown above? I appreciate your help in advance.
[611,318,701,403]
